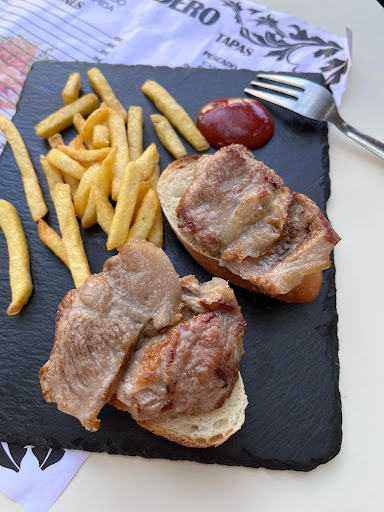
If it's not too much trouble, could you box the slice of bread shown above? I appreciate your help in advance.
[137,374,247,448]
[158,156,322,303]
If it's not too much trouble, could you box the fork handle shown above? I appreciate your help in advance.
[335,120,384,160]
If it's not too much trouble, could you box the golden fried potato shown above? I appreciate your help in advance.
[93,124,109,149]
[54,183,90,288]
[107,162,142,250]
[127,188,159,242]
[58,145,111,162]
[135,143,159,181]
[62,72,81,105]
[109,110,129,200]
[0,114,47,222]
[40,154,63,202]
[81,192,97,229]
[46,148,86,180]
[80,106,109,146]
[148,164,160,191]
[0,200,33,314]
[92,183,115,235]
[141,80,209,151]
[68,134,86,150]
[88,68,127,121]
[127,106,143,161]
[132,181,151,222]
[38,219,69,266]
[48,133,64,149]
[35,94,99,138]
[73,112,86,133]
[147,207,163,248]
[62,172,79,199]
[80,145,116,227]
[73,162,101,219]
[150,114,187,159]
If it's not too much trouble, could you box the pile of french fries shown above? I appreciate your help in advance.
[0,66,209,314]
[36,68,164,290]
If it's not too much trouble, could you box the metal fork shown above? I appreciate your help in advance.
[245,73,384,160]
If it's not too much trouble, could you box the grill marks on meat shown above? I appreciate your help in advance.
[113,276,245,421]
[177,144,340,296]
[39,241,182,432]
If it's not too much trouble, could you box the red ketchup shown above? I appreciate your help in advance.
[197,98,274,150]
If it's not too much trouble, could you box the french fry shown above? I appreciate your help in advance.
[127,106,143,161]
[92,183,114,235]
[40,155,63,201]
[73,162,101,218]
[149,164,160,191]
[127,188,159,242]
[54,183,90,288]
[62,172,79,199]
[141,80,209,151]
[150,114,187,159]
[0,114,47,222]
[80,146,116,227]
[87,68,127,121]
[93,124,109,149]
[147,207,163,248]
[48,133,64,149]
[62,72,81,105]
[109,110,129,200]
[107,162,142,250]
[94,145,116,196]
[80,107,109,146]
[38,219,69,266]
[73,112,86,133]
[81,191,97,229]
[46,148,86,180]
[132,181,151,222]
[0,200,33,315]
[135,143,159,181]
[35,94,99,138]
[58,145,111,162]
[68,134,86,150]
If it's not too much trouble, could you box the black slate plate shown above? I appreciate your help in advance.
[0,62,341,472]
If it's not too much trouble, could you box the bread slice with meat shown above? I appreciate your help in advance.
[112,374,247,448]
[158,155,322,304]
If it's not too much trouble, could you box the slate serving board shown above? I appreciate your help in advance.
[0,62,341,472]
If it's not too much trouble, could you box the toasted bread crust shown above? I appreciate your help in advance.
[159,155,323,304]
[136,419,233,448]
[111,374,247,448]
[177,234,322,303]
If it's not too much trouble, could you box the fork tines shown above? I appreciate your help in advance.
[245,73,310,109]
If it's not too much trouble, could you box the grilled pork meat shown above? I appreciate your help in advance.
[177,144,340,296]
[223,193,341,295]
[112,276,245,421]
[177,145,291,259]
[39,241,182,432]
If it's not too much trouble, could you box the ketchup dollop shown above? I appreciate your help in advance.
[197,98,274,150]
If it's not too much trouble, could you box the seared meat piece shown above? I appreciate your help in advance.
[223,193,340,295]
[113,277,245,421]
[180,274,239,313]
[39,241,182,432]
[176,144,340,296]
[177,145,291,258]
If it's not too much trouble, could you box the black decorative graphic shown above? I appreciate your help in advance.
[32,447,65,470]
[0,443,27,472]
[222,1,348,86]
[0,443,65,472]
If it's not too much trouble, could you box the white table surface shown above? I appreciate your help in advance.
[2,0,384,510]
